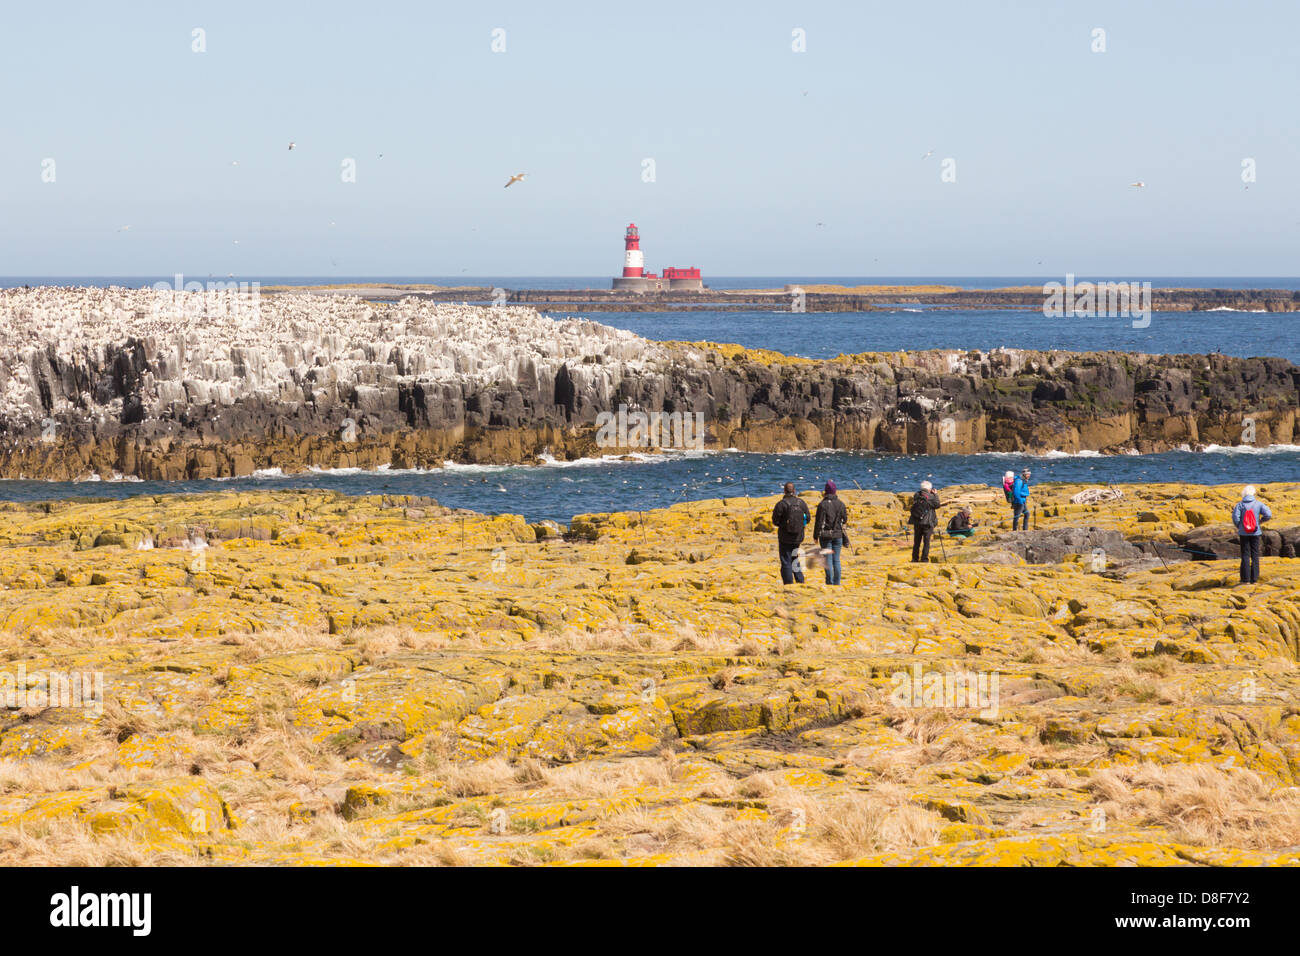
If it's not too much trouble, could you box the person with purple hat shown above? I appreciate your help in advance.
[813,480,849,585]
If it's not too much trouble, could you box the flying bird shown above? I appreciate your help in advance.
[288,142,296,151]
[231,160,239,166]
[921,150,935,160]
[117,225,131,232]
[504,173,526,188]
[1130,181,1145,188]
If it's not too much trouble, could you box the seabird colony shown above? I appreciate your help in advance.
[0,287,667,427]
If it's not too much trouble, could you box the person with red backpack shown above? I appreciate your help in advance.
[1232,485,1273,584]
[772,482,811,584]
[1011,469,1032,531]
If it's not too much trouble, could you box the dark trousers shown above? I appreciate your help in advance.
[1239,535,1261,583]
[1012,504,1029,530]
[912,526,933,562]
[778,540,805,584]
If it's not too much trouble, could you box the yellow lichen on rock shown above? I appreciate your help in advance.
[0,482,1295,865]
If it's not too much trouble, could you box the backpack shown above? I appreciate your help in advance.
[1241,506,1258,534]
[780,497,807,535]
[910,492,934,527]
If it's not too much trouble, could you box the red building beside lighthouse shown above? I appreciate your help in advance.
[612,223,704,291]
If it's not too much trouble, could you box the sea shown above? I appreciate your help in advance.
[2,276,1297,522]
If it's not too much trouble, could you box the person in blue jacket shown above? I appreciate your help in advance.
[1232,485,1272,584]
[1011,468,1032,531]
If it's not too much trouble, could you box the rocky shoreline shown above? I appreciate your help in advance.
[0,288,1297,481]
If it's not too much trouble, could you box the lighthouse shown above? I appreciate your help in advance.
[611,222,705,292]
[622,223,644,278]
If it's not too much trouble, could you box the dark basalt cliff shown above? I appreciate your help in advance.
[0,290,1296,480]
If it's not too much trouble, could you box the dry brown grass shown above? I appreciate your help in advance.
[1085,762,1300,849]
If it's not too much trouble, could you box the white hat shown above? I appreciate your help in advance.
[920,480,932,490]
[1243,485,1256,498]
[1004,471,1014,480]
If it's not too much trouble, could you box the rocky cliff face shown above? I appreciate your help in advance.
[0,288,1296,480]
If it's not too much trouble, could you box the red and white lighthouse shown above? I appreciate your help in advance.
[622,223,644,278]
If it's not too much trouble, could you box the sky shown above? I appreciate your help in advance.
[1,0,1297,276]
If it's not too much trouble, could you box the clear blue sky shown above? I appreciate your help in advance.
[2,0,1296,276]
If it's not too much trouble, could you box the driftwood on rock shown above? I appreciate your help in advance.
[1070,487,1126,505]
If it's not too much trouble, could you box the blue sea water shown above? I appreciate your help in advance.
[4,448,1297,525]
[558,307,1300,363]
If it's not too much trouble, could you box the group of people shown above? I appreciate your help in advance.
[771,473,1276,587]
[771,475,999,584]
[771,481,847,585]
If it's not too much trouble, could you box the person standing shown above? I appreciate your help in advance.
[1231,484,1272,584]
[1012,468,1032,531]
[772,482,810,585]
[908,480,940,563]
[814,480,849,585]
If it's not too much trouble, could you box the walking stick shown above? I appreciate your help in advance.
[1151,540,1171,572]
[937,528,948,563]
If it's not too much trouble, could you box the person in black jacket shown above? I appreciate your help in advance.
[813,480,848,585]
[946,505,977,538]
[908,480,940,562]
[772,482,810,584]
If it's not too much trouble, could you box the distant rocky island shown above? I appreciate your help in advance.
[0,287,1296,481]
[286,283,1300,313]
